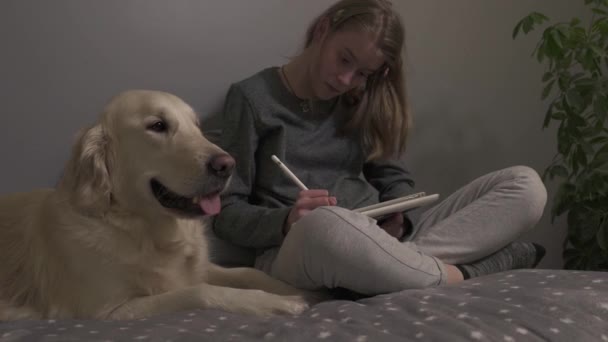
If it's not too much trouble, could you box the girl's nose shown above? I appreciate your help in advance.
[337,70,355,87]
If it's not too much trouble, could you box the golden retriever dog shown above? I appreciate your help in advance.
[0,90,313,320]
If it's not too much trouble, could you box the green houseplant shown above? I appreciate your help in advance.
[513,0,608,270]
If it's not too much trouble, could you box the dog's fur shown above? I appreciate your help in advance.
[0,90,312,320]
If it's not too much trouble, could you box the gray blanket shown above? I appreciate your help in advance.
[0,269,607,341]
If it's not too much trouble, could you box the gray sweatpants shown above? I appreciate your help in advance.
[254,166,547,294]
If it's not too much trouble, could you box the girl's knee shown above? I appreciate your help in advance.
[276,207,446,293]
[288,206,376,245]
[283,206,380,272]
[273,207,374,289]
[505,165,548,225]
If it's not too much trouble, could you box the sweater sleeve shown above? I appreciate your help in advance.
[213,85,290,249]
[362,156,416,202]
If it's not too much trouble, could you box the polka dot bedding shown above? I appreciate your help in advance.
[0,269,606,342]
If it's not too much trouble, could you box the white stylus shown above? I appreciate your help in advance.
[271,155,309,191]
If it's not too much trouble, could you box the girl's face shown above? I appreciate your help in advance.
[309,21,386,100]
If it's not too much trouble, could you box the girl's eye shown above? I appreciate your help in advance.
[341,57,351,65]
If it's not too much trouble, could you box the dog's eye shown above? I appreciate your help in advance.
[147,121,168,133]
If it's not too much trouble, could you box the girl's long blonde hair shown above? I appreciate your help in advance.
[305,0,410,161]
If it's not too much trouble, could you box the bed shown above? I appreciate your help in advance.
[0,268,606,342]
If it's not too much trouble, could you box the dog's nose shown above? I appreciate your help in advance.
[208,153,235,178]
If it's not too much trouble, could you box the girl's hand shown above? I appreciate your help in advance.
[378,212,404,239]
[284,189,337,235]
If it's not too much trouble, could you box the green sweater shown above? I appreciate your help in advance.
[213,67,417,250]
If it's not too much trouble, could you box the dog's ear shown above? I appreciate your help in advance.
[59,124,112,214]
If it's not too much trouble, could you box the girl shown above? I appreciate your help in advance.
[214,0,547,295]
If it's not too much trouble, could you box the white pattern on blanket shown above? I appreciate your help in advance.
[0,269,607,342]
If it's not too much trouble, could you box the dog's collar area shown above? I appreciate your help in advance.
[150,179,209,217]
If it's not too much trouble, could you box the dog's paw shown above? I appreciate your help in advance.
[239,291,309,316]
[275,295,309,315]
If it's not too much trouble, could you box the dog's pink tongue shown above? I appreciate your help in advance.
[199,194,221,216]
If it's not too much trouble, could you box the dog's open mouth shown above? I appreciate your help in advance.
[150,179,222,217]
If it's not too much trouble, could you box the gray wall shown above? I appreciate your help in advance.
[0,1,586,268]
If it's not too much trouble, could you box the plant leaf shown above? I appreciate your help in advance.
[542,80,555,100]
[571,113,587,128]
[595,17,608,35]
[577,145,588,169]
[558,122,573,155]
[552,111,567,120]
[570,18,581,27]
[513,20,524,39]
[597,218,608,251]
[570,73,586,83]
[582,140,595,156]
[589,44,606,58]
[566,89,585,111]
[553,165,569,178]
[546,29,564,57]
[543,104,554,128]
[550,29,564,49]
[537,43,546,63]
[563,247,585,269]
[593,142,608,164]
[563,248,580,260]
[568,204,601,243]
[564,253,583,270]
[581,48,597,71]
[558,74,570,92]
[523,17,534,34]
[552,182,576,219]
[590,136,608,145]
[531,12,550,23]
[594,95,608,123]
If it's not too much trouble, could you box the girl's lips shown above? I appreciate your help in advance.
[326,83,342,94]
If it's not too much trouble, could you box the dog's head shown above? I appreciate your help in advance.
[59,90,234,219]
